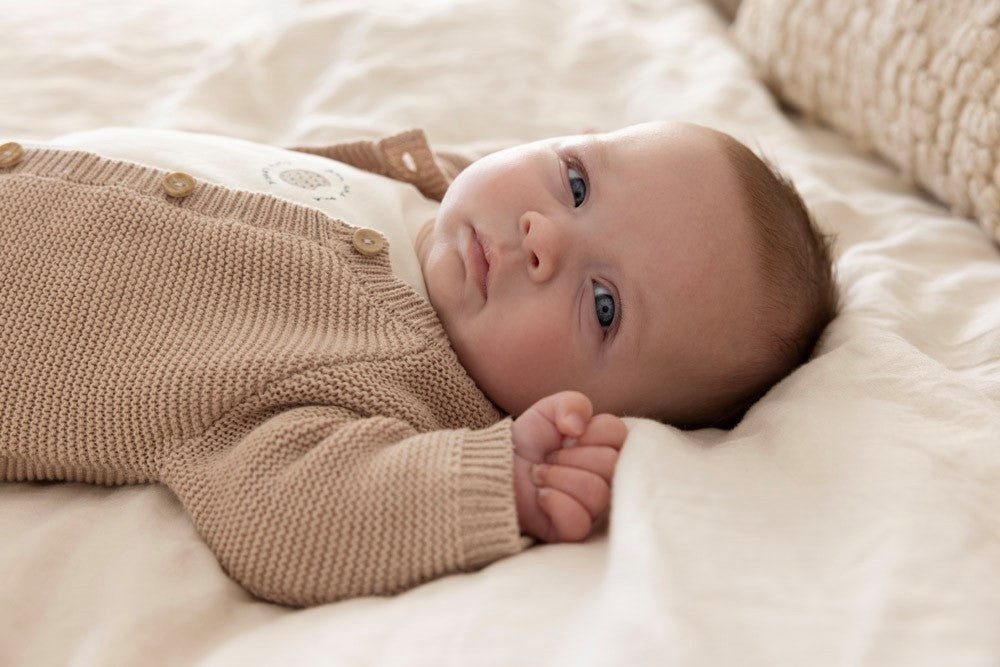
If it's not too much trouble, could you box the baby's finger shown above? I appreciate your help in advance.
[537,487,592,543]
[514,391,592,443]
[512,391,591,460]
[533,464,609,519]
[544,446,618,483]
[576,413,628,449]
[550,391,593,438]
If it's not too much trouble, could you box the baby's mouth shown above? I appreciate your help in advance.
[468,228,491,300]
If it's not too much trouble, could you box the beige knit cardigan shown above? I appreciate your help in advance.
[0,129,524,606]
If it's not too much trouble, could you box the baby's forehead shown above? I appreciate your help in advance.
[605,131,747,226]
[608,125,740,193]
[601,120,723,153]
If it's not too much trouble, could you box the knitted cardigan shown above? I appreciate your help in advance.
[0,129,524,606]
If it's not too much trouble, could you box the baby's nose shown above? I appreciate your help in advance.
[519,211,563,284]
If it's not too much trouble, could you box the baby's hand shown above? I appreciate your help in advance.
[511,391,628,543]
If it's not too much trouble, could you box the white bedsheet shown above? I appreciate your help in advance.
[1,1,998,665]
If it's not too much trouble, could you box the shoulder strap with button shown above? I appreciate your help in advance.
[289,129,456,202]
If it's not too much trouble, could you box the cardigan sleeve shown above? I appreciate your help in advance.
[160,407,523,606]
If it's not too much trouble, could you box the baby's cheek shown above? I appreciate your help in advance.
[484,322,575,410]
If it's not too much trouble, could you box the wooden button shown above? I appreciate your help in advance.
[0,141,24,168]
[352,227,385,255]
[162,171,196,197]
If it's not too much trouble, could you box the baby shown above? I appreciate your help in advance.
[421,120,837,544]
[0,121,836,606]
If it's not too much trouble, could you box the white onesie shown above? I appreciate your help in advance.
[43,128,440,301]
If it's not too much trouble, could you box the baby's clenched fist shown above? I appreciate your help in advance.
[511,391,628,543]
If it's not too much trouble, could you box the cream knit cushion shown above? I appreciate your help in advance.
[734,0,1000,243]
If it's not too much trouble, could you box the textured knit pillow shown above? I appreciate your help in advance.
[734,0,1000,244]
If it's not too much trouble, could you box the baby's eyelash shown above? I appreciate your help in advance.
[566,154,589,185]
[564,154,589,208]
[603,283,624,342]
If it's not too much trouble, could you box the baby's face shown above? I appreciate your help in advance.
[417,121,762,421]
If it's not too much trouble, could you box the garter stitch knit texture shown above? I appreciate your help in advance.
[0,129,524,606]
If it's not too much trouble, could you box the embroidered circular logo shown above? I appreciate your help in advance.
[279,169,331,189]
[261,161,351,201]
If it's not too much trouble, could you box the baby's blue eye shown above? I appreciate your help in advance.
[594,283,616,330]
[568,166,587,207]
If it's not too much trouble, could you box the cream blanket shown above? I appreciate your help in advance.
[1,1,998,665]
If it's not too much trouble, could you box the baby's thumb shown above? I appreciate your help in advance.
[512,391,593,458]
[538,390,592,438]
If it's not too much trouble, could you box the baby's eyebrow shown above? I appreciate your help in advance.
[579,135,610,175]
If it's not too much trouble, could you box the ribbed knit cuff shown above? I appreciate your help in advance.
[458,417,525,569]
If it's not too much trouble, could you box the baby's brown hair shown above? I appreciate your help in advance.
[699,133,838,429]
